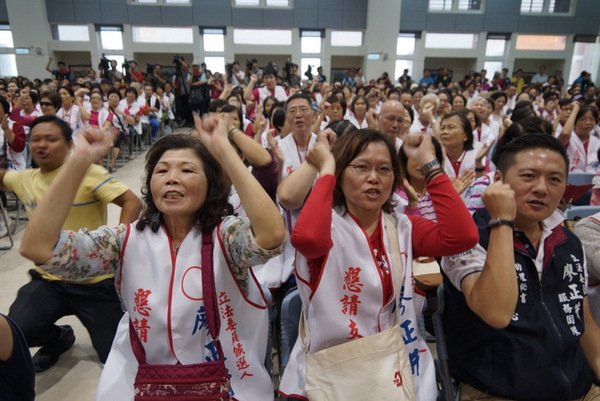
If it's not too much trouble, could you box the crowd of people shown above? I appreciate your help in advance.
[0,55,600,401]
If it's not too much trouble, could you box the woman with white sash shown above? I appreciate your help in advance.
[278,129,478,400]
[19,115,286,401]
[558,105,600,173]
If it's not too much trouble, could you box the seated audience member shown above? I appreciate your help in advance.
[245,65,288,105]
[278,129,478,400]
[38,90,61,117]
[0,95,26,237]
[451,94,467,112]
[554,98,578,137]
[10,88,42,132]
[0,314,35,401]
[312,94,345,133]
[558,105,599,173]
[19,121,285,400]
[56,86,84,132]
[469,96,499,144]
[252,95,278,144]
[375,100,406,151]
[439,112,489,184]
[437,90,452,120]
[464,116,554,213]
[0,96,26,172]
[442,134,600,401]
[574,212,600,326]
[410,93,439,136]
[0,116,142,372]
[396,136,457,220]
[347,95,370,129]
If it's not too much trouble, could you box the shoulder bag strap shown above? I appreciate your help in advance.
[201,230,226,361]
[201,231,220,340]
[110,106,127,131]
[383,212,404,326]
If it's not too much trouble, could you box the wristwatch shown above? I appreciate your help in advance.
[488,218,515,229]
[420,159,441,177]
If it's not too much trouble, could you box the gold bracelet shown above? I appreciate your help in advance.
[227,127,238,141]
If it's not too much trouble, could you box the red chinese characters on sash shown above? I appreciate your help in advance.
[341,267,364,339]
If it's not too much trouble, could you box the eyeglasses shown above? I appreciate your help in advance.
[39,101,54,107]
[348,163,394,177]
[380,114,405,124]
[287,107,311,116]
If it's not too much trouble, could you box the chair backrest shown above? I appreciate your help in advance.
[433,283,458,401]
[565,205,600,220]
[567,172,595,186]
[279,288,302,374]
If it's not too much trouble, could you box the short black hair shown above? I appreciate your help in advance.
[39,90,62,109]
[441,112,474,151]
[285,92,312,111]
[107,88,121,100]
[208,99,227,113]
[492,116,553,166]
[325,119,357,138]
[30,115,73,143]
[0,96,9,114]
[326,94,346,116]
[497,133,568,175]
[398,135,443,183]
[125,87,138,97]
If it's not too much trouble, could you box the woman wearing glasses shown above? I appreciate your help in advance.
[279,129,478,400]
[38,91,61,117]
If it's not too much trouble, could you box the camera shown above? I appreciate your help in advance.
[99,54,110,71]
[246,59,255,72]
[305,65,313,80]
[146,63,154,76]
[98,54,111,79]
[172,55,184,65]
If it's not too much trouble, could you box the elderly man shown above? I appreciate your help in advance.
[442,134,600,400]
[372,99,405,150]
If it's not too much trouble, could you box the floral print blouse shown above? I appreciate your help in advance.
[38,215,284,294]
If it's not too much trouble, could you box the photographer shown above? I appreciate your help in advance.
[97,56,111,80]
[125,60,143,83]
[173,56,192,126]
[188,62,209,116]
[284,60,301,87]
[108,60,122,84]
[246,58,262,83]
[149,64,166,89]
[228,60,245,87]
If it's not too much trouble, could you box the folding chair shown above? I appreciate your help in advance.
[0,197,13,250]
[565,205,600,220]
[567,172,595,186]
[279,288,302,377]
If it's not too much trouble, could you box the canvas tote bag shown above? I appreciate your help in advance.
[300,213,415,401]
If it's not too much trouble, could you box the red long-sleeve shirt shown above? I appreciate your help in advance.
[291,173,479,292]
[10,107,38,128]
[4,121,26,152]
